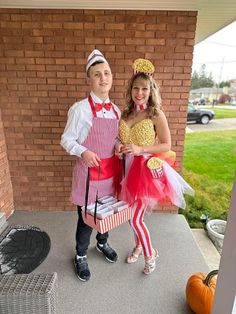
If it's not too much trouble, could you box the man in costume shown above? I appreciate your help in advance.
[61,49,121,282]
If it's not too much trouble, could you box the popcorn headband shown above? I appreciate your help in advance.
[132,58,155,76]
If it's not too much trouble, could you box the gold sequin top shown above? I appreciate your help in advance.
[119,119,155,146]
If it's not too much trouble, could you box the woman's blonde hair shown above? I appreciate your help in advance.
[123,72,162,119]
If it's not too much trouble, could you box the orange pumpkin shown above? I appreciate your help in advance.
[186,270,218,314]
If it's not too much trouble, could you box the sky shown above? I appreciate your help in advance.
[192,20,236,83]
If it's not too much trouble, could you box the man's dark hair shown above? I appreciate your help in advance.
[87,60,105,77]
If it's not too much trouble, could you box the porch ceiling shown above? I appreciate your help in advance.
[0,0,236,43]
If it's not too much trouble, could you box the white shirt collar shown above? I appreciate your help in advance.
[90,91,110,104]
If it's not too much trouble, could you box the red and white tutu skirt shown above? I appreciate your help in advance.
[120,153,194,210]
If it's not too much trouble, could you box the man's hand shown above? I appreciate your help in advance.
[81,150,101,167]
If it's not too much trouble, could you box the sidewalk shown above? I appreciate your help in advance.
[186,117,236,133]
[191,228,221,270]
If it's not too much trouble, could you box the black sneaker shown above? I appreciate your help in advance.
[96,243,118,263]
[74,256,91,282]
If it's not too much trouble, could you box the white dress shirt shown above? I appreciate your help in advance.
[60,91,121,157]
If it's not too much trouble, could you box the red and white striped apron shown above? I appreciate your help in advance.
[71,96,119,206]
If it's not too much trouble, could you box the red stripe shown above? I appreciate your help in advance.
[101,220,105,234]
[112,106,119,120]
[111,214,114,229]
[131,200,152,257]
[106,217,109,231]
[88,95,97,117]
[132,202,143,250]
[109,215,113,230]
[137,205,152,256]
[112,214,115,229]
[89,155,118,181]
[82,207,132,234]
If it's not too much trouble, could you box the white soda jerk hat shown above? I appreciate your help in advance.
[86,49,108,73]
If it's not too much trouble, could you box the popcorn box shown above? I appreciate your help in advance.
[96,206,114,219]
[82,206,132,234]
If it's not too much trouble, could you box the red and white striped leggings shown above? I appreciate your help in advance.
[129,199,153,257]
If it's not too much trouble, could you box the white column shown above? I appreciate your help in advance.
[232,296,236,314]
[212,175,236,314]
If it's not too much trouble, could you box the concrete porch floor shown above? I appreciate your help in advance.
[192,228,220,270]
[5,211,211,314]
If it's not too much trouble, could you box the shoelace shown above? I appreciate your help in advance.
[99,243,113,254]
[77,257,88,270]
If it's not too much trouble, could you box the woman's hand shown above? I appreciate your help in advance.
[81,150,101,167]
[121,144,142,155]
[115,143,124,159]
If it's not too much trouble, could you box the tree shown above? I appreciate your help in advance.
[191,70,200,89]
[219,81,230,88]
[191,64,214,89]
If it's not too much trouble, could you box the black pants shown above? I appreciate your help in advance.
[75,206,109,256]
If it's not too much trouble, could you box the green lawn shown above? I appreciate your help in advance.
[183,130,236,182]
[199,106,236,119]
[180,130,236,228]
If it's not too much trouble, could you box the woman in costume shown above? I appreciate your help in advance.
[118,59,194,275]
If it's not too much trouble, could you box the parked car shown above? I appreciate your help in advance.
[187,103,215,124]
[189,98,207,106]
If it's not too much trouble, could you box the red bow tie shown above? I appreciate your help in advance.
[95,102,112,112]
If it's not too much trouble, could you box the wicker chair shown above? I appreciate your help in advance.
[0,272,58,314]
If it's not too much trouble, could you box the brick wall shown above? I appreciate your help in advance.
[0,9,197,212]
[0,109,14,217]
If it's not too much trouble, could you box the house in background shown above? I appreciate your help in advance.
[0,1,236,219]
[190,80,236,104]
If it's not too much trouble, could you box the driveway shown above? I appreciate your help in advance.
[186,118,236,133]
